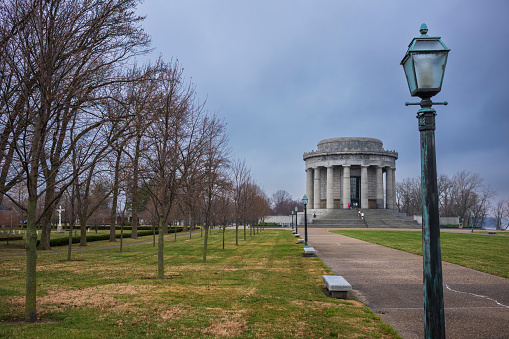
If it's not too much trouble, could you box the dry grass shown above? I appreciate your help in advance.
[202,309,248,338]
[0,229,400,338]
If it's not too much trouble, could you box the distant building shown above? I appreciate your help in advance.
[0,205,20,228]
[303,137,398,210]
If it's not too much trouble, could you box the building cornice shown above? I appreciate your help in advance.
[303,150,398,161]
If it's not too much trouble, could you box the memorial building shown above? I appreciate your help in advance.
[303,137,398,210]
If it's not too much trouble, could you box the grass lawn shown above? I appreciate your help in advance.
[331,230,509,278]
[0,229,399,338]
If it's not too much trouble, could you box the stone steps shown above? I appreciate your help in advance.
[308,209,420,228]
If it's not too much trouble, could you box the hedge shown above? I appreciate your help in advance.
[252,222,279,226]
[37,228,185,247]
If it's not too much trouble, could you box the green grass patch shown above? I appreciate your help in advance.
[331,230,509,278]
[0,229,400,338]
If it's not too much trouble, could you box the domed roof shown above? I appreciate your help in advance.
[317,137,383,153]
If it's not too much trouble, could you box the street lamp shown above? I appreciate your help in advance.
[291,210,294,231]
[295,206,298,234]
[302,194,309,248]
[401,23,449,339]
[471,211,475,233]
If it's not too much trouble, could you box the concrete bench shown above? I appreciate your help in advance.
[294,233,300,237]
[297,238,304,244]
[323,275,352,299]
[303,247,316,256]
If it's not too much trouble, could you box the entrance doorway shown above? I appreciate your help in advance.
[350,176,360,207]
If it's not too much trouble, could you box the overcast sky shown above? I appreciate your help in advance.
[136,0,509,205]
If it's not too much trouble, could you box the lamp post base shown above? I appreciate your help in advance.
[303,247,315,256]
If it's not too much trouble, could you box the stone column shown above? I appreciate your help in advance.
[391,168,397,210]
[342,165,351,209]
[386,167,394,209]
[376,166,384,209]
[326,166,334,209]
[361,165,368,209]
[306,168,314,209]
[314,167,321,209]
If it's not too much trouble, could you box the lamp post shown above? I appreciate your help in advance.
[302,194,309,248]
[291,210,294,231]
[471,211,474,233]
[401,23,449,339]
[295,206,298,234]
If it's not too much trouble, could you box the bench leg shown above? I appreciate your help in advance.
[330,291,348,299]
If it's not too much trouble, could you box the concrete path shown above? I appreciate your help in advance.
[308,228,509,339]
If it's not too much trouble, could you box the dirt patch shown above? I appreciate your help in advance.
[243,287,257,298]
[249,271,265,281]
[7,283,159,314]
[202,310,248,338]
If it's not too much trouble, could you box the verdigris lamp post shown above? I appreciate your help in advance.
[291,210,294,231]
[295,206,298,234]
[401,23,449,339]
[302,194,309,247]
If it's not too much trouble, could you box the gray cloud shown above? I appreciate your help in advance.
[137,0,509,203]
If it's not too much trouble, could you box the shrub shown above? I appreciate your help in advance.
[36,229,162,247]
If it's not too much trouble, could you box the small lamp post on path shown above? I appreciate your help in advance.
[291,210,294,231]
[401,23,450,339]
[295,206,298,234]
[302,194,309,248]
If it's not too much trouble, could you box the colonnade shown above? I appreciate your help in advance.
[305,165,396,210]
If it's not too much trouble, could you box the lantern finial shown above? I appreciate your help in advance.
[420,23,428,36]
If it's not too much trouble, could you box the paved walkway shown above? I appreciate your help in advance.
[308,228,509,339]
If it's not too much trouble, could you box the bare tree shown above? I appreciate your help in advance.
[201,115,230,262]
[492,199,507,230]
[252,185,271,224]
[140,59,208,278]
[231,159,251,245]
[396,177,422,216]
[0,0,149,322]
[120,64,156,239]
[271,189,296,216]
[448,171,494,226]
[397,170,495,228]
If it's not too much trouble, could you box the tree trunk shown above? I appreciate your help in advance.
[38,184,56,250]
[38,212,53,250]
[25,195,38,323]
[235,224,239,246]
[203,223,209,263]
[109,149,121,242]
[131,134,141,239]
[120,222,123,252]
[79,219,87,246]
[67,220,74,261]
[157,216,165,279]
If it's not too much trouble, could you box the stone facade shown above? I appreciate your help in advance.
[303,137,397,210]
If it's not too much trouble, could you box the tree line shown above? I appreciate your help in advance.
[0,0,270,322]
[396,170,508,229]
